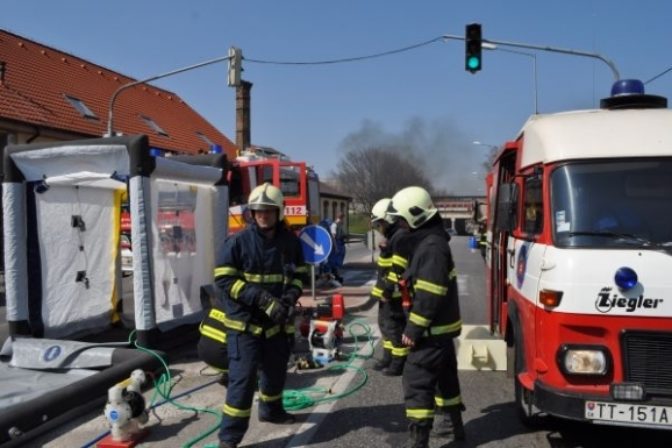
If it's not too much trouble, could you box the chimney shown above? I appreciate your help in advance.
[0,61,6,85]
[235,80,252,153]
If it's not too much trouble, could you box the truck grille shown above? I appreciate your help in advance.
[622,331,672,397]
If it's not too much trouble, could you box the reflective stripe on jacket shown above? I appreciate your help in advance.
[404,222,461,341]
[370,225,411,301]
[213,223,308,335]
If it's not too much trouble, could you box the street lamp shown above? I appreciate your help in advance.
[106,53,235,137]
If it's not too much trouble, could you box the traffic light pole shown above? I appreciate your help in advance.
[443,34,621,81]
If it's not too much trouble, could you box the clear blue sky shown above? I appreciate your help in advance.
[4,1,672,194]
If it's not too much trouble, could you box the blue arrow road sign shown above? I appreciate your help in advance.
[298,225,333,265]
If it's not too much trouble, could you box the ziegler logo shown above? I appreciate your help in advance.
[595,287,663,313]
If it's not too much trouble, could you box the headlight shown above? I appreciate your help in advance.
[558,345,610,376]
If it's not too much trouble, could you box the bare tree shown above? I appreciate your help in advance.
[333,146,434,212]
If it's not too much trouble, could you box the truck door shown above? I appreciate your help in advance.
[489,149,518,335]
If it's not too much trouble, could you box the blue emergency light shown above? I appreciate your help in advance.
[601,79,667,109]
[611,79,645,96]
[614,267,638,291]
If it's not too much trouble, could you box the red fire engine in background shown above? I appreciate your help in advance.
[227,146,320,233]
[120,145,320,252]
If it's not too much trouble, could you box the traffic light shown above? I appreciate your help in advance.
[228,47,242,87]
[465,23,482,73]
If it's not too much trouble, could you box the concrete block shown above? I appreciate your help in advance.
[454,324,507,371]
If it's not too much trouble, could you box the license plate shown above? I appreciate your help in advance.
[585,400,672,429]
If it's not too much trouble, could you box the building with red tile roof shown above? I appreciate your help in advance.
[0,28,236,156]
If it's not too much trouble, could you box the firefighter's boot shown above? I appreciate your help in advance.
[403,422,431,448]
[218,441,237,448]
[449,407,466,441]
[259,409,296,424]
[373,349,391,371]
[432,409,453,437]
[433,404,466,440]
[382,357,405,376]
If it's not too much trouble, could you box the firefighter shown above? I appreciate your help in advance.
[369,197,411,376]
[477,222,487,260]
[215,183,309,448]
[197,299,230,387]
[387,186,465,447]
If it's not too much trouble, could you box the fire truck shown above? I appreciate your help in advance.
[120,146,319,242]
[485,79,672,431]
[227,146,320,233]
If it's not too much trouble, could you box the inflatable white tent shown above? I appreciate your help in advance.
[2,135,229,346]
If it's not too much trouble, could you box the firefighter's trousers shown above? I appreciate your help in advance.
[402,337,462,425]
[219,331,289,445]
[197,335,229,372]
[378,299,408,365]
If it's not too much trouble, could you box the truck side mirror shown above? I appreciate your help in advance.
[496,183,518,232]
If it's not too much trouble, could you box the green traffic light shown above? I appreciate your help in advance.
[467,56,481,70]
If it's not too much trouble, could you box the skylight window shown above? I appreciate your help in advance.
[64,95,97,119]
[140,115,168,136]
[196,131,214,146]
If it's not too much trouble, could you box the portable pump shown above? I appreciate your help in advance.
[303,294,345,365]
[98,369,149,448]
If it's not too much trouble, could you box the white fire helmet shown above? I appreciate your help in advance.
[248,182,284,220]
[371,198,394,224]
[387,186,438,229]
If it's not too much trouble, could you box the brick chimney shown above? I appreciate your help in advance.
[235,80,252,153]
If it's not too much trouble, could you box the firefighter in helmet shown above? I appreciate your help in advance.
[215,182,309,448]
[387,186,466,447]
[369,197,411,376]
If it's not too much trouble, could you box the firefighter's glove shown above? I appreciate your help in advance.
[281,291,299,307]
[258,293,289,325]
[282,293,299,319]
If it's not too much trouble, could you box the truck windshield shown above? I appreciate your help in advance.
[551,159,672,248]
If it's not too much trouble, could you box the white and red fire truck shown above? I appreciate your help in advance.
[485,79,672,431]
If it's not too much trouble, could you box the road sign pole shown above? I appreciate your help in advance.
[311,264,316,301]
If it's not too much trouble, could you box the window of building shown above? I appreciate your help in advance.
[64,95,97,119]
[196,131,214,146]
[140,115,168,136]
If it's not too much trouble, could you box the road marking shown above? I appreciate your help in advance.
[458,274,469,296]
[286,324,381,448]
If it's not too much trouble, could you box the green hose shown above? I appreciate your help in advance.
[282,318,374,411]
[130,317,375,447]
[128,331,222,448]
